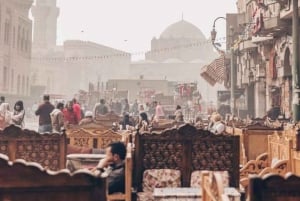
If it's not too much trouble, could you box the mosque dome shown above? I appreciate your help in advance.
[160,20,206,40]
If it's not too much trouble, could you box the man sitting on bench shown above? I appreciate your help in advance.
[96,141,126,194]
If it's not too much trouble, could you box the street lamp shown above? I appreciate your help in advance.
[210,17,236,115]
[210,17,226,55]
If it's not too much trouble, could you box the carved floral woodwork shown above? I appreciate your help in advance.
[134,124,240,191]
[67,127,123,149]
[0,125,66,171]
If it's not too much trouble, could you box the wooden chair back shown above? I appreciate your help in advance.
[249,173,300,201]
[268,134,293,170]
[134,124,240,191]
[0,154,106,201]
[0,125,66,170]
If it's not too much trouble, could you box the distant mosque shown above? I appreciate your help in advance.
[126,19,223,102]
[31,0,223,102]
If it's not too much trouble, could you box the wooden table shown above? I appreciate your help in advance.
[153,187,201,201]
[66,154,106,171]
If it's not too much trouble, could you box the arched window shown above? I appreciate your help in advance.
[17,75,20,94]
[269,49,277,79]
[3,66,8,90]
[26,76,29,95]
[22,75,25,95]
[11,69,14,92]
[283,48,291,76]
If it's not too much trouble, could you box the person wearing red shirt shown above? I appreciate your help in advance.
[72,98,82,121]
[63,101,78,127]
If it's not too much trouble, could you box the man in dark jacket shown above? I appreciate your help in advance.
[35,95,55,133]
[96,141,126,194]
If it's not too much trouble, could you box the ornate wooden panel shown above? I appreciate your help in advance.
[98,130,122,149]
[268,134,292,170]
[0,125,66,171]
[0,154,106,201]
[67,128,95,148]
[134,124,240,191]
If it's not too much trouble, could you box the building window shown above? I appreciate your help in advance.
[21,28,25,51]
[17,25,20,49]
[13,26,15,48]
[11,69,14,92]
[25,30,28,51]
[3,66,8,90]
[17,75,20,94]
[26,76,29,95]
[22,75,25,95]
[4,20,9,44]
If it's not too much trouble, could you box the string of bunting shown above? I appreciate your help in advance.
[31,36,227,63]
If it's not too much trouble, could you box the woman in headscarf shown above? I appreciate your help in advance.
[11,100,25,128]
[0,103,12,129]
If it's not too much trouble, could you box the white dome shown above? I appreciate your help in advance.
[160,20,206,40]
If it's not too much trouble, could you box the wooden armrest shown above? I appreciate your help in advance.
[240,160,263,179]
[258,159,289,177]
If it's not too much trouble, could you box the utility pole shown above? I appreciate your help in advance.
[230,26,236,115]
[293,0,300,122]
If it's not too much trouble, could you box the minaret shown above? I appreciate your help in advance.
[31,0,59,49]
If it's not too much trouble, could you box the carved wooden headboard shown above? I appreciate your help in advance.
[0,154,106,201]
[134,124,240,191]
[0,125,66,170]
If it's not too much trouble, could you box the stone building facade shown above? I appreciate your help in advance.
[30,0,130,99]
[0,0,33,97]
[232,0,294,118]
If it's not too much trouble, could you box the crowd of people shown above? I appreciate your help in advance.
[0,93,228,135]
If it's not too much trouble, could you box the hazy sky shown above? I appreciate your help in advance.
[43,0,237,59]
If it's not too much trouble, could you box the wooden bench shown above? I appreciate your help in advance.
[106,143,132,201]
[248,173,300,201]
[0,153,106,201]
[0,125,66,171]
[134,124,240,192]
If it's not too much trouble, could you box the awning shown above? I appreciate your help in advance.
[200,55,229,86]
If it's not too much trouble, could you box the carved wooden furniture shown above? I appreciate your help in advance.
[0,154,107,201]
[0,125,66,171]
[134,124,240,193]
[202,171,239,201]
[67,127,123,149]
[153,187,201,201]
[66,154,106,172]
[228,123,283,162]
[240,153,268,180]
[249,173,300,201]
[137,169,182,201]
[106,144,132,201]
[240,134,293,189]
